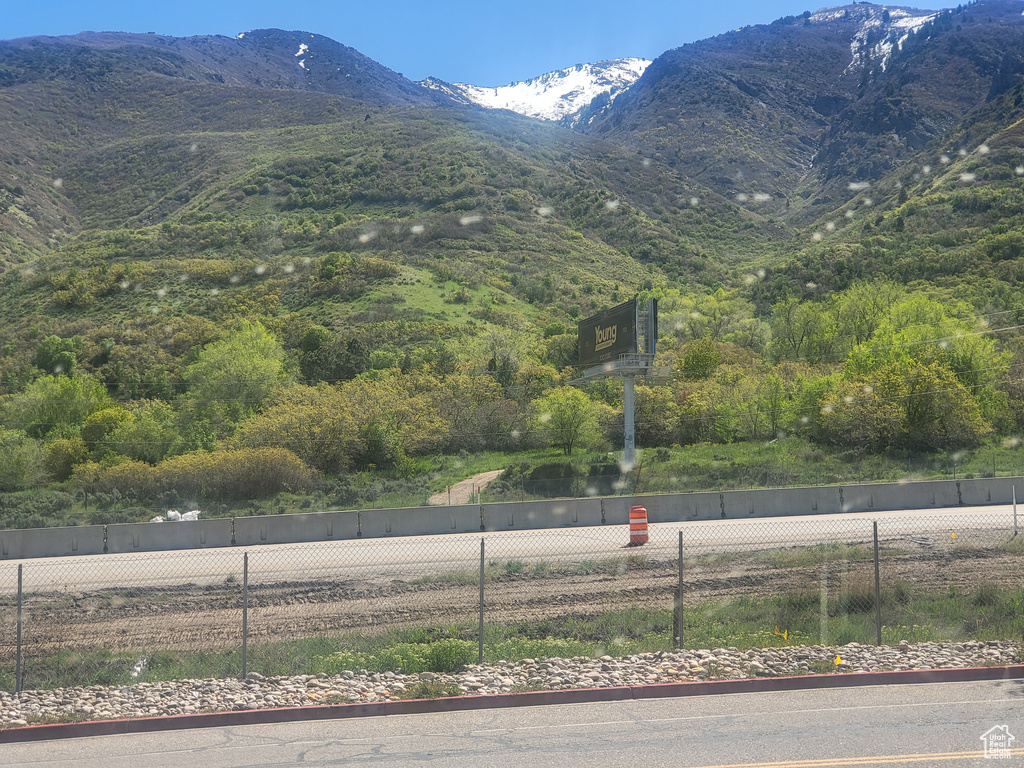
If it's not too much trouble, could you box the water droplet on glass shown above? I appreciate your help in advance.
[459,214,482,226]
[189,143,198,153]
[255,264,267,275]
[735,193,749,202]
[821,404,834,414]
[978,144,990,154]
[958,148,968,157]
[156,287,167,298]
[806,282,817,290]
[863,198,873,207]
[284,263,295,274]
[358,231,377,244]
[689,197,700,207]
[940,154,951,164]
[230,275,240,284]
[753,193,771,202]
[642,158,651,167]
[825,221,836,232]
[210,288,220,296]
[410,224,425,234]
[756,269,766,279]
[847,181,870,191]
[604,199,621,210]
[845,209,855,219]
[178,273,189,283]
[539,412,551,423]
[812,232,823,242]
[959,173,976,183]
[922,165,931,174]
[119,280,130,290]
[53,178,63,188]
[1015,166,1024,176]
[844,395,854,404]
[537,206,553,216]
[863,385,874,394]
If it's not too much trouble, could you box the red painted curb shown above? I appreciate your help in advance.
[2,665,1021,743]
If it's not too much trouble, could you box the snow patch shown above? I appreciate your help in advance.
[295,43,309,57]
[836,6,935,74]
[424,58,650,122]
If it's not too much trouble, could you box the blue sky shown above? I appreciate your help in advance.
[2,1,941,86]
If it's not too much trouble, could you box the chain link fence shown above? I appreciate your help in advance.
[0,510,1021,692]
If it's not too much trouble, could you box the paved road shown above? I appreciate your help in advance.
[0,504,1016,594]
[3,679,1022,766]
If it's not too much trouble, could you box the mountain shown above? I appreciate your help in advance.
[586,1,1024,223]
[420,58,650,126]
[0,23,776,392]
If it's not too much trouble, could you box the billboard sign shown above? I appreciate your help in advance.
[578,298,638,367]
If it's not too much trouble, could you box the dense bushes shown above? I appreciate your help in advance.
[78,447,320,502]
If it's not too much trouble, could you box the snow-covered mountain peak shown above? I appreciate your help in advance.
[421,58,650,123]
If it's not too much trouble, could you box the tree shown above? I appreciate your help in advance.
[679,338,721,380]
[108,400,177,464]
[43,438,90,482]
[768,298,838,364]
[534,388,602,456]
[0,429,47,491]
[234,384,360,473]
[182,321,288,432]
[35,335,81,376]
[1,374,113,439]
[81,406,133,454]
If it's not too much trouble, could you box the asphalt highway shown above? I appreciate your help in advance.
[2,679,1022,766]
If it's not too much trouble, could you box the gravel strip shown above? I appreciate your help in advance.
[0,640,1017,728]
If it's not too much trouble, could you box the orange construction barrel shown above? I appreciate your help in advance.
[628,505,649,546]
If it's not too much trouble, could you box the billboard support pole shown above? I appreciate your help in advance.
[624,374,636,469]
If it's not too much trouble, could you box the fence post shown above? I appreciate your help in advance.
[16,564,23,694]
[820,564,828,646]
[676,530,684,649]
[241,552,249,680]
[1014,486,1018,537]
[873,521,882,646]
[478,538,485,665]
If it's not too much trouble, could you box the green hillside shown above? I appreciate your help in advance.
[2,6,1024,527]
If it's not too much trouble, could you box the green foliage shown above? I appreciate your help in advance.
[679,338,721,380]
[0,429,47,491]
[81,406,132,454]
[182,321,288,432]
[107,400,177,464]
[43,437,90,482]
[0,490,76,529]
[1,374,113,439]
[82,447,320,502]
[534,388,603,456]
[35,335,80,375]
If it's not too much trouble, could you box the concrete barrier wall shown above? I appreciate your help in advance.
[721,486,844,519]
[0,525,105,560]
[481,498,603,532]
[359,505,481,538]
[233,511,359,547]
[6,476,1024,558]
[106,519,233,553]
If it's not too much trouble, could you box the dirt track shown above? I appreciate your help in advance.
[5,543,1021,659]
